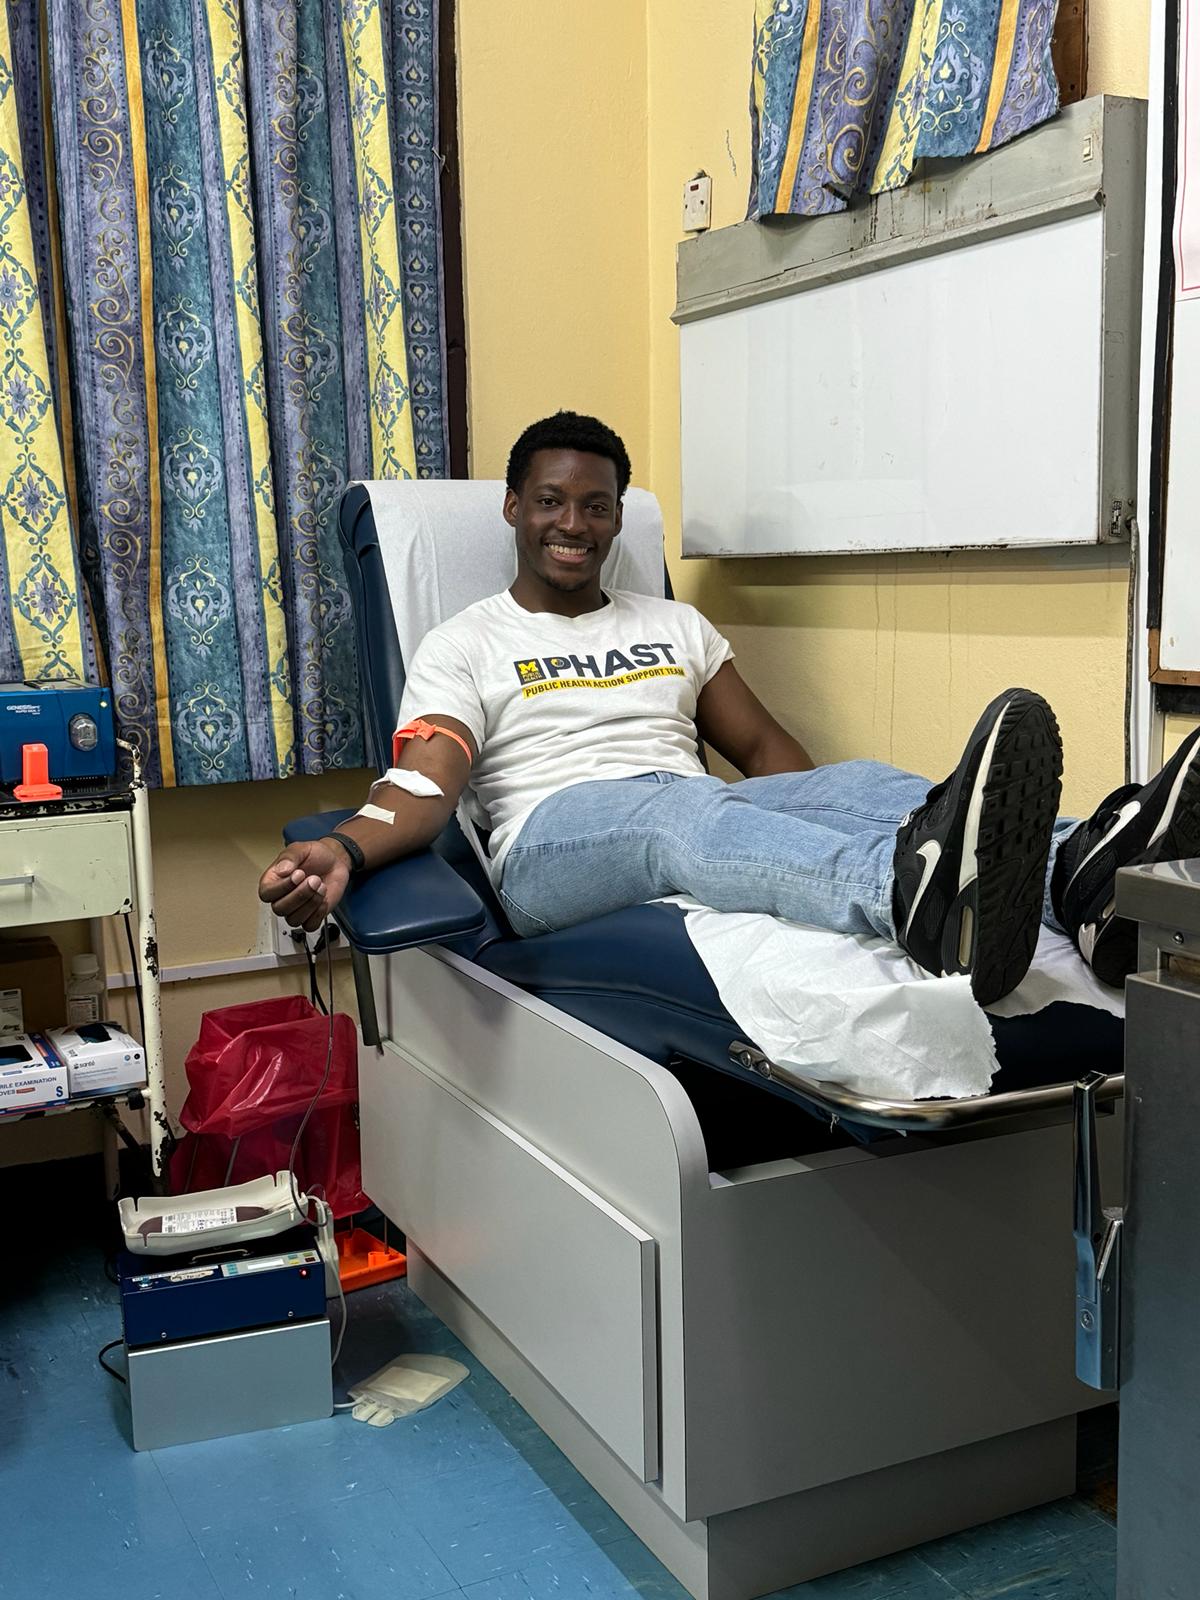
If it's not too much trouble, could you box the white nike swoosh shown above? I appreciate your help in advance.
[1078,899,1116,966]
[1066,800,1142,895]
[904,840,941,937]
[960,706,1009,894]
[1148,751,1197,849]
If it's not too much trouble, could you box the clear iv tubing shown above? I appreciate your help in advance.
[285,927,349,1370]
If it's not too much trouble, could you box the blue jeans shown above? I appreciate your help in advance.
[498,763,1078,941]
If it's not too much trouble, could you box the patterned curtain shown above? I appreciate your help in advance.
[0,0,449,785]
[0,3,96,686]
[750,0,1061,218]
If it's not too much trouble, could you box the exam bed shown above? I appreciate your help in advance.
[287,480,1124,1600]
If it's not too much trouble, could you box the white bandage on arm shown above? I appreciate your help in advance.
[357,803,397,824]
[361,768,446,816]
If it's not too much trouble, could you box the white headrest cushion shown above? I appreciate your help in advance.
[359,479,666,664]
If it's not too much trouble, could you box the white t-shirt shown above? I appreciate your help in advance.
[397,589,734,877]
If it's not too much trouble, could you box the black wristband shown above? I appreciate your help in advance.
[325,830,366,876]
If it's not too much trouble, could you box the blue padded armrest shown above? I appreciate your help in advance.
[282,808,488,954]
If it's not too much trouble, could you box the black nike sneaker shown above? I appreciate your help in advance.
[1051,725,1200,986]
[892,689,1063,1006]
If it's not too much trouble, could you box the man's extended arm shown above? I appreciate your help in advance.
[695,662,814,777]
[257,715,476,931]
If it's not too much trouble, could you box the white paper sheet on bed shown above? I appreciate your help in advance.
[674,905,1124,1101]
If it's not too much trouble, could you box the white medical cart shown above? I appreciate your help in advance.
[0,745,167,1185]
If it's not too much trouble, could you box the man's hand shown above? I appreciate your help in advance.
[258,838,352,932]
[258,712,474,933]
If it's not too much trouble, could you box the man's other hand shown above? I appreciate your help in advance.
[258,838,352,932]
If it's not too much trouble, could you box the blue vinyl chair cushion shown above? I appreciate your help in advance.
[282,810,489,954]
[478,901,1125,1099]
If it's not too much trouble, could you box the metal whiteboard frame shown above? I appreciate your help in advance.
[1131,5,1168,776]
[1148,2,1200,688]
[673,95,1147,559]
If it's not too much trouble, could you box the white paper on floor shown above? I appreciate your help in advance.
[674,907,1123,1102]
[347,1354,469,1427]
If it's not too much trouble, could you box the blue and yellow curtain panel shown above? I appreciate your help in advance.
[0,0,449,785]
[750,0,1061,217]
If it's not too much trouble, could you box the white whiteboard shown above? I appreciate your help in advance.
[680,211,1105,557]
[1160,0,1200,673]
[1160,296,1200,671]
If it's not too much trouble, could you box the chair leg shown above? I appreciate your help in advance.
[350,945,381,1047]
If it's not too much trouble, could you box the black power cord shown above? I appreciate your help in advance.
[97,1338,126,1384]
[305,941,329,1015]
[122,912,146,1039]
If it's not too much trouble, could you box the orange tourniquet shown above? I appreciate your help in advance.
[393,718,473,768]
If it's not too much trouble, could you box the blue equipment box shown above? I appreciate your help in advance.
[118,1225,327,1349]
[0,681,115,787]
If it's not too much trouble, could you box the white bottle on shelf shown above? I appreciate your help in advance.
[65,954,104,1026]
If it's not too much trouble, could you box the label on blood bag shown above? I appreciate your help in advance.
[160,1206,238,1235]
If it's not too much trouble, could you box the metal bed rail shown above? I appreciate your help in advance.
[727,1040,1125,1132]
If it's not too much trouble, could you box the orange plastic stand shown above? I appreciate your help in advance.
[335,1227,408,1291]
[13,743,62,802]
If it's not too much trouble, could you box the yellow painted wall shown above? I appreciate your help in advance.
[455,0,652,483]
[1090,2,1153,98]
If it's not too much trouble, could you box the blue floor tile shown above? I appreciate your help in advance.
[1,1287,93,1353]
[510,1437,634,1547]
[154,1414,380,1532]
[913,1501,1117,1600]
[991,1555,1116,1600]
[403,1454,619,1587]
[0,1325,121,1435]
[195,1485,459,1600]
[0,1206,1126,1600]
[0,1430,221,1600]
[461,1534,690,1598]
[773,1549,962,1597]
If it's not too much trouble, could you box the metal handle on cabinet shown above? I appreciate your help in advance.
[1073,1070,1124,1391]
[0,874,34,888]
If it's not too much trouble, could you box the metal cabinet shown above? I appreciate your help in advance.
[1113,859,1200,1599]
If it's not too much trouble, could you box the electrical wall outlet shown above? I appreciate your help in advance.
[683,172,712,233]
[256,897,343,961]
[272,917,342,961]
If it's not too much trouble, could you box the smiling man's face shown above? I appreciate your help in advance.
[505,448,623,614]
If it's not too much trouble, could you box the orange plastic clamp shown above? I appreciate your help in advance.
[392,718,473,768]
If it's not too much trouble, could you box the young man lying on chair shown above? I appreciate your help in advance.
[260,412,1200,1006]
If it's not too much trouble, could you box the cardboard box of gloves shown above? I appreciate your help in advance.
[49,1023,146,1098]
[0,935,66,1040]
[0,1023,145,1112]
[0,1032,68,1113]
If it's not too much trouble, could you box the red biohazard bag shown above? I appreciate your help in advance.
[168,996,367,1218]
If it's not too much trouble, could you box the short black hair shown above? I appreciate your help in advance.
[506,411,631,498]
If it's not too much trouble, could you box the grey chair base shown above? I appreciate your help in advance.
[359,945,1118,1600]
[414,1249,1077,1600]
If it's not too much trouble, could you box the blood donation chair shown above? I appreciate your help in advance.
[285,479,1124,1600]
